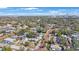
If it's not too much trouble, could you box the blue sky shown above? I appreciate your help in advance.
[0,7,79,16]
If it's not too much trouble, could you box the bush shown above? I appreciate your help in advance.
[2,46,12,51]
[26,31,36,38]
[24,42,29,47]
[36,27,44,33]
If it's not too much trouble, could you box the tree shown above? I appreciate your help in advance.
[26,31,36,38]
[23,42,29,47]
[16,29,26,36]
[36,27,44,33]
[2,46,12,51]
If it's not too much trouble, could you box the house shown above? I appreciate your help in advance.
[0,47,2,51]
[50,44,61,51]
[0,34,5,40]
[48,24,56,29]
[11,35,18,39]
[7,24,12,27]
[17,25,23,29]
[10,45,21,51]
[4,38,15,43]
[24,37,39,41]
[0,43,6,51]
[23,25,29,29]
[37,33,44,40]
[30,27,37,33]
[0,33,4,37]
[72,32,79,40]
[2,24,16,34]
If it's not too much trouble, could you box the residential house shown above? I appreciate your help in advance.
[72,32,79,40]
[4,38,15,43]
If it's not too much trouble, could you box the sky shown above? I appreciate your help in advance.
[0,7,79,16]
[0,0,79,7]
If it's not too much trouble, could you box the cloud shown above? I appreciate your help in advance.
[22,7,39,10]
[46,10,66,15]
[0,12,50,16]
[0,7,8,9]
[0,7,79,16]
[20,7,43,12]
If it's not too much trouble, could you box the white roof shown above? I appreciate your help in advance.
[61,34,67,37]
[0,33,3,36]
[0,43,5,47]
[4,38,15,42]
[25,37,28,41]
[25,37,38,41]
[11,45,20,50]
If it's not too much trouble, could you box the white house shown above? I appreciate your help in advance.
[4,38,15,43]
[72,33,79,40]
[10,45,21,51]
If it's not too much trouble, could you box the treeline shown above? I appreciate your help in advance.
[0,16,79,31]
